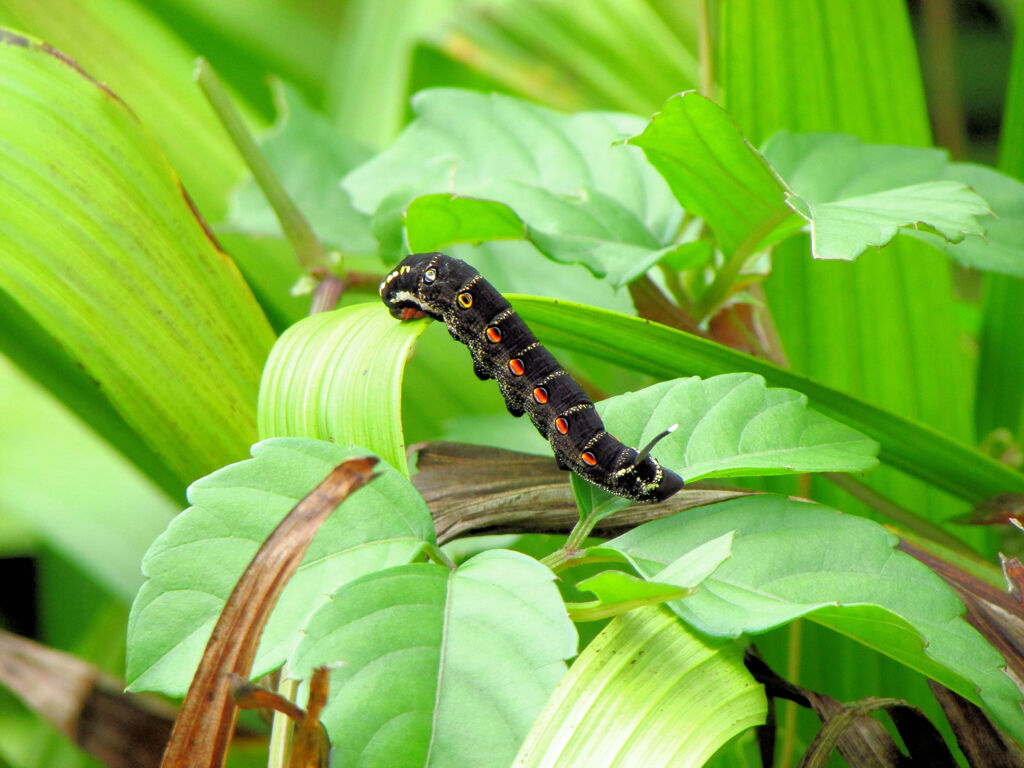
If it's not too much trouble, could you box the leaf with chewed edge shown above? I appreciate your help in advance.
[126,438,435,695]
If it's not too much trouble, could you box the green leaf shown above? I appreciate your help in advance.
[126,438,435,695]
[513,606,766,768]
[628,91,800,257]
[292,550,577,768]
[258,304,426,475]
[0,358,176,600]
[608,495,1024,740]
[405,194,527,252]
[569,571,693,622]
[0,0,249,220]
[791,182,990,262]
[510,295,1024,502]
[343,88,682,285]
[0,30,275,489]
[761,132,996,265]
[224,81,376,254]
[933,163,1024,277]
[600,373,879,482]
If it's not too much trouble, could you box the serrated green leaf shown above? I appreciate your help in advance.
[0,30,275,489]
[601,373,879,482]
[292,550,577,768]
[608,495,1024,741]
[125,438,435,695]
[513,606,765,768]
[934,163,1024,277]
[343,88,682,285]
[761,132,996,264]
[791,181,990,261]
[258,303,426,475]
[628,91,802,256]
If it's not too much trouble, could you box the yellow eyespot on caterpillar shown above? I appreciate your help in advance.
[457,292,473,309]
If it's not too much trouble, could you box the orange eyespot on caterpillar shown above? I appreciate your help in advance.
[379,252,683,503]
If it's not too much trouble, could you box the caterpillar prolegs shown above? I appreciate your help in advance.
[380,252,684,503]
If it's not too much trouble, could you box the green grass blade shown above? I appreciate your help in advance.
[510,295,1024,502]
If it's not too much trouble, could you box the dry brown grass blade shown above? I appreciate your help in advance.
[410,441,751,543]
[160,456,379,768]
[0,629,178,767]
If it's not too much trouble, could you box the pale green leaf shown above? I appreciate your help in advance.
[292,550,577,768]
[0,0,248,219]
[258,303,426,475]
[761,132,997,266]
[513,606,765,768]
[343,88,682,285]
[126,438,435,695]
[599,373,879,484]
[609,495,1024,741]
[0,30,275,489]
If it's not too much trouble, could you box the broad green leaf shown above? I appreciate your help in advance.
[570,372,877,517]
[343,88,682,285]
[509,295,1024,502]
[601,374,879,482]
[0,0,248,220]
[790,181,989,262]
[761,132,998,267]
[224,81,376,254]
[628,91,799,257]
[258,304,426,475]
[513,606,765,768]
[569,571,693,622]
[0,357,175,600]
[292,550,578,768]
[933,163,1024,277]
[0,30,275,489]
[405,194,526,252]
[608,495,1024,741]
[126,438,434,695]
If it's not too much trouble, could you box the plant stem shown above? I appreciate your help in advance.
[195,59,331,273]
[268,674,299,768]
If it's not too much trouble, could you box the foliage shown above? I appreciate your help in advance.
[0,2,1023,767]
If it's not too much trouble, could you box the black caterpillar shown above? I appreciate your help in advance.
[379,252,684,503]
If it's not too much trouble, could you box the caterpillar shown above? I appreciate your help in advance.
[380,252,684,503]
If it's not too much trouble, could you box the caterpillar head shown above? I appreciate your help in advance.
[379,252,460,322]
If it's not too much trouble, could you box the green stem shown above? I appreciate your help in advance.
[426,541,457,569]
[195,59,331,273]
[268,673,299,768]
